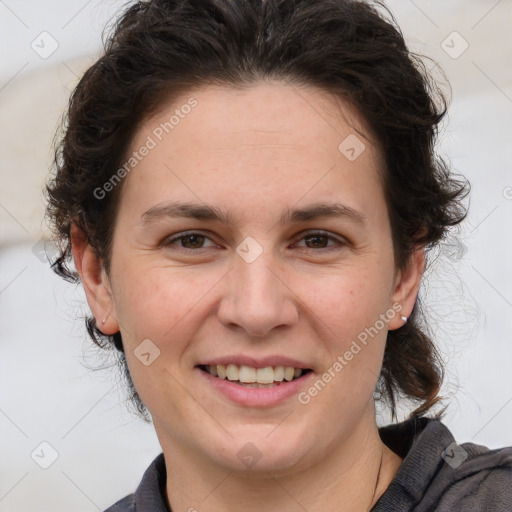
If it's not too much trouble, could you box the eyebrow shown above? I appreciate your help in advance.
[140,200,366,226]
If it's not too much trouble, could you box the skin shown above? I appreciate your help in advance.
[72,82,425,512]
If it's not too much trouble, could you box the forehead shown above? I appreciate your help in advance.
[119,82,386,226]
[143,81,373,146]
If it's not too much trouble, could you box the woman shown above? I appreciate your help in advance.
[45,0,512,510]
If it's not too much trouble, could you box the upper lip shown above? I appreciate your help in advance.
[197,355,312,370]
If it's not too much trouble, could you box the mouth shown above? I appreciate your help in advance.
[197,364,313,388]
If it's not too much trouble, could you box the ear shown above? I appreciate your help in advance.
[388,246,425,331]
[71,223,120,335]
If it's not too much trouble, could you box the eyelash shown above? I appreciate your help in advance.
[163,230,346,253]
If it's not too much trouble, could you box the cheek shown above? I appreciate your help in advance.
[301,263,394,401]
[308,265,392,337]
[304,275,389,412]
[111,257,217,343]
[112,265,203,413]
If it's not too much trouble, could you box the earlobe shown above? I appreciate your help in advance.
[70,223,120,335]
[388,246,425,331]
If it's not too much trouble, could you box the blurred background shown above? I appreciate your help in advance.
[1,1,511,510]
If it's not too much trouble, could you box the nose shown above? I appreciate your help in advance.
[216,248,299,338]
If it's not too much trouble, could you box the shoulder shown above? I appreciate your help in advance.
[101,452,169,512]
[102,493,136,512]
[374,416,512,511]
[430,441,512,510]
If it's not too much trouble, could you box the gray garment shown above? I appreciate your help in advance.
[373,417,512,511]
[103,417,512,511]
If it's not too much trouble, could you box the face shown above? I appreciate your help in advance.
[79,82,422,475]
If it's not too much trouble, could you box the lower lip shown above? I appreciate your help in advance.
[195,367,314,407]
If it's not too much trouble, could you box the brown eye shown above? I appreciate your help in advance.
[304,234,330,249]
[164,232,217,251]
[179,234,206,249]
[295,231,345,251]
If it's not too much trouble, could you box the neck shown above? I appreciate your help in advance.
[158,413,402,512]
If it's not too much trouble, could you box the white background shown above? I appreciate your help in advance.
[1,1,511,511]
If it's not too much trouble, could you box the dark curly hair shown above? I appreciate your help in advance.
[45,0,469,421]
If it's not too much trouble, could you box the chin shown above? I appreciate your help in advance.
[204,427,313,475]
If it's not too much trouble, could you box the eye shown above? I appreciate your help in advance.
[294,231,346,250]
[163,231,218,251]
[162,230,346,253]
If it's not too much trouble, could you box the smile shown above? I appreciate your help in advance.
[198,364,312,388]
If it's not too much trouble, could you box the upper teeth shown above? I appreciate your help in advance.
[206,364,303,383]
